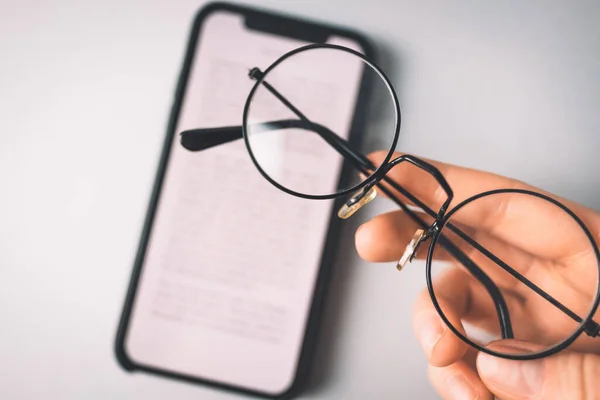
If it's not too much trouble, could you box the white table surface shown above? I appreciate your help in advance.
[1,1,599,399]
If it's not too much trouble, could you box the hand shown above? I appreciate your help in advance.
[354,152,600,400]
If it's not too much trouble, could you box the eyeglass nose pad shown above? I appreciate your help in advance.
[397,229,426,271]
[337,186,378,219]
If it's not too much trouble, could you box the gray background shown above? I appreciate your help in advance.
[1,0,599,399]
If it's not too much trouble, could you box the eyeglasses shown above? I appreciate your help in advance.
[179,43,600,360]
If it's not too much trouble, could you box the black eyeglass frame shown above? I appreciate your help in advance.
[242,43,401,201]
[425,188,600,360]
[180,43,600,361]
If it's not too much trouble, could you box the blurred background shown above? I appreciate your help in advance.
[1,0,599,399]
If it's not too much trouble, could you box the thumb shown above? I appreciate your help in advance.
[476,340,600,400]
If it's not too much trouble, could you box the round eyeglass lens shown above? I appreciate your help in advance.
[243,45,399,198]
[427,190,600,359]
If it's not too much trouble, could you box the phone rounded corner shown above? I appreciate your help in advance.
[192,1,245,25]
[193,1,226,19]
[270,360,316,400]
[269,379,304,400]
[114,331,137,373]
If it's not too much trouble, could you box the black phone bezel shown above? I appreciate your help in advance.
[114,2,376,399]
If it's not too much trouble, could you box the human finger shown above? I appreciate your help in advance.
[355,208,542,293]
[429,358,493,400]
[355,209,425,262]
[411,266,525,367]
[477,339,600,400]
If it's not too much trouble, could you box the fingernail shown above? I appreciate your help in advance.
[446,373,479,400]
[478,352,544,397]
[415,311,444,358]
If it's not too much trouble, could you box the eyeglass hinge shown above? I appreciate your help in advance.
[248,67,264,81]
[584,320,600,338]
[427,219,443,236]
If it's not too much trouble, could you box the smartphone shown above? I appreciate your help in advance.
[115,2,374,398]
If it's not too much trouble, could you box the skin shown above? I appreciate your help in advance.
[354,151,600,400]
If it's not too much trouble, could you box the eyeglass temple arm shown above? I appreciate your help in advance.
[180,69,600,338]
[446,223,600,337]
[179,123,600,340]
[179,67,514,339]
[180,119,365,168]
[180,126,243,151]
[179,120,514,338]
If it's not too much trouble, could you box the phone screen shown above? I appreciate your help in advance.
[123,9,365,395]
